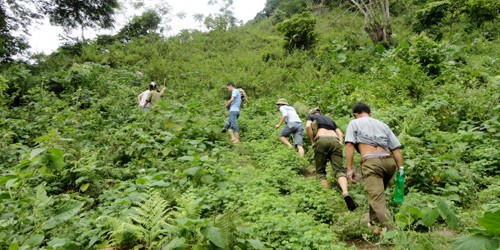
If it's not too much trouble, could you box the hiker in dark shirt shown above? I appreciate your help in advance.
[305,108,356,211]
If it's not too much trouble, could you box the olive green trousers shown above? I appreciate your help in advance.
[361,157,397,229]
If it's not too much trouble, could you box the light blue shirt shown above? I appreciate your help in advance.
[229,89,241,112]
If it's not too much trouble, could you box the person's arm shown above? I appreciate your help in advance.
[159,86,167,96]
[225,96,235,108]
[345,142,356,183]
[137,94,142,103]
[335,128,344,144]
[275,115,286,129]
[392,148,404,167]
[306,120,314,142]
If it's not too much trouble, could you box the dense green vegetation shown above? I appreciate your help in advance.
[1,0,499,249]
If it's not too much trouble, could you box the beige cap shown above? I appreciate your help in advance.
[275,98,289,105]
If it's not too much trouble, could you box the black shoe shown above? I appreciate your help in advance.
[221,128,227,133]
[344,195,357,211]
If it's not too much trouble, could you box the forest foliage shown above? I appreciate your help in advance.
[0,0,499,249]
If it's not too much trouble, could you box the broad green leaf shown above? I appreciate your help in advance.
[200,155,216,162]
[421,207,440,227]
[46,148,65,169]
[42,201,84,229]
[8,241,19,250]
[247,239,265,249]
[396,212,414,226]
[184,167,200,176]
[162,237,186,250]
[80,183,90,192]
[0,175,17,185]
[15,160,30,171]
[408,206,422,219]
[477,210,500,235]
[149,180,170,187]
[178,156,194,162]
[162,147,171,156]
[46,237,70,248]
[75,176,88,185]
[135,178,150,185]
[35,184,50,206]
[437,199,459,230]
[452,235,499,250]
[23,234,45,247]
[5,178,18,189]
[30,148,46,160]
[189,140,201,145]
[201,226,226,248]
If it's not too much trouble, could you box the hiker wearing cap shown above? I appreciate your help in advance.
[345,103,404,233]
[224,82,242,144]
[275,99,305,157]
[144,82,166,109]
[305,108,356,211]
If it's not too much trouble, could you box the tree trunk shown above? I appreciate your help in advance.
[365,22,392,47]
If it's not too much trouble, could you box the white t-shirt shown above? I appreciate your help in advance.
[279,105,301,124]
[139,90,151,107]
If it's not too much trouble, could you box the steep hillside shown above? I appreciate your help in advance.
[0,1,499,249]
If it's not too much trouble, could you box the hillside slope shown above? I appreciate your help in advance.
[1,2,499,249]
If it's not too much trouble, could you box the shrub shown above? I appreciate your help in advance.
[276,12,318,51]
[413,1,451,33]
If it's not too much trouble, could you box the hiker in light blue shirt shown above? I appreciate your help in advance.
[223,82,241,144]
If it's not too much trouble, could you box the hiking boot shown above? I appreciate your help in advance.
[344,195,357,211]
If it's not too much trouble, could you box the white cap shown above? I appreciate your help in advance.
[149,82,157,89]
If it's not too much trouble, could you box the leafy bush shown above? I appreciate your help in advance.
[276,12,318,51]
[413,1,451,33]
[460,0,500,27]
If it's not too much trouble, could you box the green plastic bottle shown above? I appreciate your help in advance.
[393,166,405,203]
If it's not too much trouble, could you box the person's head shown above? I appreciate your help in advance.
[275,98,289,108]
[309,107,322,116]
[227,82,235,91]
[149,81,157,91]
[352,102,371,118]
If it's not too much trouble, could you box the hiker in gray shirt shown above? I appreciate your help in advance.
[345,103,404,234]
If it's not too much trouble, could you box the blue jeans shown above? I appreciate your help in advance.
[224,111,240,132]
[279,122,304,146]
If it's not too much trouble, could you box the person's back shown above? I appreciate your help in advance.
[147,90,162,107]
[138,90,150,108]
[346,116,399,151]
[279,105,301,124]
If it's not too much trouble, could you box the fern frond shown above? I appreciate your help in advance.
[98,191,176,248]
[173,192,203,219]
[214,210,238,245]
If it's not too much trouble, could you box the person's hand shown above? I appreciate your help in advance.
[347,170,356,183]
[275,124,280,129]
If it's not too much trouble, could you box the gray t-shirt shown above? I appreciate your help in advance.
[345,117,401,151]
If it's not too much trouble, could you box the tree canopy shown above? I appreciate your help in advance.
[0,0,119,63]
